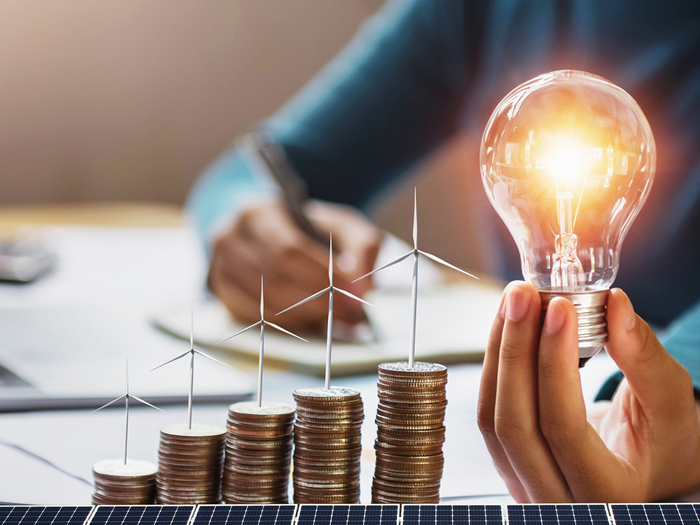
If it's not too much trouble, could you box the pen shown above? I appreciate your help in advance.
[246,130,329,246]
[244,130,373,333]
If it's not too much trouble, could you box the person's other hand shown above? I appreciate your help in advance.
[477,281,700,502]
[208,199,382,332]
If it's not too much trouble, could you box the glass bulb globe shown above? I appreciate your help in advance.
[480,70,656,366]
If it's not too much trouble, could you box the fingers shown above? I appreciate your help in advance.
[605,288,693,410]
[210,222,329,325]
[493,282,572,502]
[306,200,382,295]
[477,287,529,502]
[537,297,620,501]
[209,200,376,329]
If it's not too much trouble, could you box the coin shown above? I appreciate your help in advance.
[222,401,294,504]
[91,458,157,504]
[292,386,364,503]
[294,386,361,399]
[379,361,447,374]
[156,423,225,504]
[372,361,448,504]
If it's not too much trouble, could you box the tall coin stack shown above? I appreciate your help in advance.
[156,423,226,504]
[92,459,157,504]
[292,386,364,503]
[222,401,295,503]
[372,362,447,504]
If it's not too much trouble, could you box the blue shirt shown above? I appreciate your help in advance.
[188,0,700,395]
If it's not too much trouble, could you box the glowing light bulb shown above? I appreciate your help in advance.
[480,70,656,366]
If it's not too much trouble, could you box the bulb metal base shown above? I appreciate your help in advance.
[539,289,608,368]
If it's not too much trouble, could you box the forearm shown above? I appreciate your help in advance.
[265,0,473,209]
[185,144,278,257]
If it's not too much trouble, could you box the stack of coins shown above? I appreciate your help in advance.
[222,401,295,503]
[156,423,226,504]
[372,362,447,504]
[292,386,364,503]
[92,459,157,504]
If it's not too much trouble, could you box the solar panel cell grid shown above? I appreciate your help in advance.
[0,508,92,525]
[192,505,296,525]
[507,505,609,525]
[611,504,700,525]
[678,505,700,524]
[88,506,194,525]
[402,505,502,525]
[297,505,398,525]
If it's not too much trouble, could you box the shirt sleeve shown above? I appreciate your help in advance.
[267,0,473,209]
[595,297,700,401]
[185,143,279,257]
[186,0,477,252]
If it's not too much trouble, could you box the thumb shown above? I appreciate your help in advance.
[605,288,691,408]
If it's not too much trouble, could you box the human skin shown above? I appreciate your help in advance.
[208,199,382,332]
[477,282,700,502]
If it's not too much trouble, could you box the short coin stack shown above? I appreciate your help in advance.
[222,401,295,504]
[92,459,157,504]
[156,423,226,504]
[292,386,364,503]
[372,362,447,504]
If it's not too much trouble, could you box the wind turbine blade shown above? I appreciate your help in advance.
[265,321,309,342]
[130,394,163,411]
[91,394,127,413]
[260,275,265,320]
[149,350,192,372]
[418,250,479,280]
[125,358,129,395]
[193,349,237,371]
[328,233,333,285]
[190,307,194,350]
[351,250,414,283]
[215,321,262,345]
[413,187,418,250]
[334,288,382,311]
[276,287,330,316]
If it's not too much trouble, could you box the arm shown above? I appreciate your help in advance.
[187,0,478,327]
[478,282,700,502]
[187,0,474,243]
[266,0,473,208]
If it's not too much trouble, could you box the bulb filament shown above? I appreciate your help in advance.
[552,191,585,291]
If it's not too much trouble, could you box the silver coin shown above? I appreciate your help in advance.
[230,401,295,416]
[93,458,158,478]
[161,423,226,438]
[379,362,447,374]
[294,386,359,399]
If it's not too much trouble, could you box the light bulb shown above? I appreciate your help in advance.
[480,70,656,366]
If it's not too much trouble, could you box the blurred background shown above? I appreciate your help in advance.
[0,0,488,273]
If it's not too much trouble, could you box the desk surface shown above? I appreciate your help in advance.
[0,205,620,506]
[0,202,184,234]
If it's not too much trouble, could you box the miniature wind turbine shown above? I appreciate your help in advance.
[354,188,478,368]
[93,359,161,465]
[216,275,308,407]
[151,309,234,430]
[277,233,378,390]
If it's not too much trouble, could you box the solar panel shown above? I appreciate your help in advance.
[610,504,700,525]
[506,505,609,525]
[0,507,92,525]
[297,505,399,525]
[402,505,503,525]
[192,506,296,525]
[87,506,194,525]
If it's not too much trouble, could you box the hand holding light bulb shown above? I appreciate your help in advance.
[477,71,700,503]
[477,281,700,503]
[481,70,656,366]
